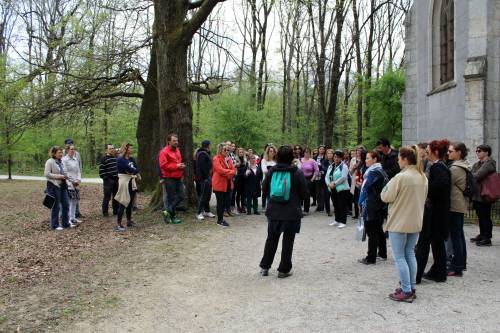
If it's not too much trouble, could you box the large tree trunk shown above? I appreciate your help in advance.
[137,40,161,192]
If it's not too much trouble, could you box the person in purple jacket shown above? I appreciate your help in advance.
[300,148,320,215]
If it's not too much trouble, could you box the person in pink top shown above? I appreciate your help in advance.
[300,148,320,215]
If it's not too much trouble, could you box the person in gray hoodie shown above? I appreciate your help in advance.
[470,144,497,246]
[446,142,470,276]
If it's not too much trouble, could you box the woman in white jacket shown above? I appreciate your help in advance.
[62,145,82,225]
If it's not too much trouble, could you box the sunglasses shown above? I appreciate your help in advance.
[476,149,483,153]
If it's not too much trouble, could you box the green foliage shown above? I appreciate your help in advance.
[364,69,405,148]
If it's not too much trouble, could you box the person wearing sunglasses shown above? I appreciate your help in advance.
[470,144,497,246]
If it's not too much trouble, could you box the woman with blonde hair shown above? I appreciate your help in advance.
[381,145,428,302]
[62,145,82,225]
[260,144,277,209]
[212,143,236,227]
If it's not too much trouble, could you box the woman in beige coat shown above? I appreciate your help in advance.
[381,146,428,303]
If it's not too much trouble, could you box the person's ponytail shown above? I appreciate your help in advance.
[413,144,423,175]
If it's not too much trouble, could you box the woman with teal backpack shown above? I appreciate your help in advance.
[325,150,351,228]
[259,145,308,278]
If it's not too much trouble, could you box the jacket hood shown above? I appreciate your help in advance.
[272,163,298,172]
[451,159,471,171]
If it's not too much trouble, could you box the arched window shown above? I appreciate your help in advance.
[439,0,454,84]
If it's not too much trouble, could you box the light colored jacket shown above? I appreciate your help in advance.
[44,158,67,187]
[381,165,428,233]
[115,173,137,207]
[449,160,470,214]
[62,154,81,190]
[325,162,349,192]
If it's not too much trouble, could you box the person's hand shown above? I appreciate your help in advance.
[63,175,69,180]
[329,182,335,190]
[178,163,186,169]
[245,169,251,176]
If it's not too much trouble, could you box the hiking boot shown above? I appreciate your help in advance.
[389,290,414,303]
[476,239,492,247]
[394,287,417,299]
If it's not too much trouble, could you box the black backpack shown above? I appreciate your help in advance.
[457,166,476,201]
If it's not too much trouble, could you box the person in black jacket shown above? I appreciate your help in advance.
[236,148,248,213]
[377,137,400,180]
[259,145,308,278]
[195,140,215,220]
[416,139,451,283]
[99,143,119,216]
[357,151,388,264]
[244,154,263,214]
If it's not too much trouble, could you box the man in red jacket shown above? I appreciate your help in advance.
[159,133,185,224]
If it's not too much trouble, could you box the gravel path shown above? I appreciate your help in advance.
[65,212,500,333]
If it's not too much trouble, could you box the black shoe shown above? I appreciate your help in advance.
[311,202,316,207]
[176,206,187,212]
[470,235,483,242]
[278,271,293,279]
[217,220,230,228]
[476,239,492,247]
[127,221,135,227]
[327,212,332,217]
[254,211,261,215]
[103,212,109,217]
[423,272,446,283]
[247,211,252,215]
[358,258,375,265]
[76,213,84,218]
[260,269,269,276]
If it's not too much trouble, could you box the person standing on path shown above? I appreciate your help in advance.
[325,150,350,228]
[357,150,388,265]
[45,146,72,230]
[470,144,497,247]
[260,145,308,278]
[260,144,277,210]
[244,154,263,215]
[99,143,119,217]
[212,143,236,227]
[115,143,140,231]
[446,142,470,276]
[62,145,82,226]
[415,140,451,284]
[300,148,320,215]
[195,140,216,221]
[64,138,84,218]
[159,134,185,224]
[381,146,428,303]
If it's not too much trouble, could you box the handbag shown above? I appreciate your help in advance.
[43,192,56,209]
[355,216,367,241]
[480,172,500,202]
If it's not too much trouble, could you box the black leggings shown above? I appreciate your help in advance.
[117,182,136,225]
[214,191,230,222]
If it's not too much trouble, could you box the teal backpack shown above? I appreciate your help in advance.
[270,170,292,203]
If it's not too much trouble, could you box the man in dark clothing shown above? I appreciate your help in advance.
[99,143,119,216]
[195,140,215,220]
[376,137,400,180]
[259,145,308,278]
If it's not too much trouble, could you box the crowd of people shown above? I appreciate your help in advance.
[44,134,498,303]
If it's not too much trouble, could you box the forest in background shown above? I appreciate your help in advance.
[0,0,410,182]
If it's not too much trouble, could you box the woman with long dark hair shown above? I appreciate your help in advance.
[115,142,140,231]
[416,140,451,283]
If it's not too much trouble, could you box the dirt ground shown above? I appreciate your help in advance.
[1,180,500,332]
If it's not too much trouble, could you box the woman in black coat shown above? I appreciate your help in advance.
[259,145,308,278]
[416,139,451,283]
[235,148,248,213]
[244,154,263,214]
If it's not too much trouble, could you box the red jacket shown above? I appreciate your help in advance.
[212,154,235,192]
[159,145,183,179]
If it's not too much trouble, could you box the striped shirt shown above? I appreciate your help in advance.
[99,155,118,180]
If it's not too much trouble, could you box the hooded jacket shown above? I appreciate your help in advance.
[449,159,470,214]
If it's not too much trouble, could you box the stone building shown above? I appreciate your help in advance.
[402,0,499,164]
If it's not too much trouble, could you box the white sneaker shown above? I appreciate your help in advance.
[74,218,82,224]
[337,223,346,229]
[196,213,205,221]
[329,221,338,226]
[203,212,216,218]
[69,222,77,228]
[55,226,64,231]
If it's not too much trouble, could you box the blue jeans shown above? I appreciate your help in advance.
[448,212,466,272]
[163,178,185,216]
[389,232,419,293]
[49,183,70,229]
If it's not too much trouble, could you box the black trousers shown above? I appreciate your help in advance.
[214,191,230,222]
[416,234,447,282]
[353,187,360,218]
[260,226,296,273]
[102,178,119,215]
[246,195,258,213]
[117,182,136,225]
[332,190,349,224]
[303,177,314,213]
[324,186,332,214]
[365,219,387,262]
[473,201,493,240]
[196,179,212,214]
[315,180,325,211]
